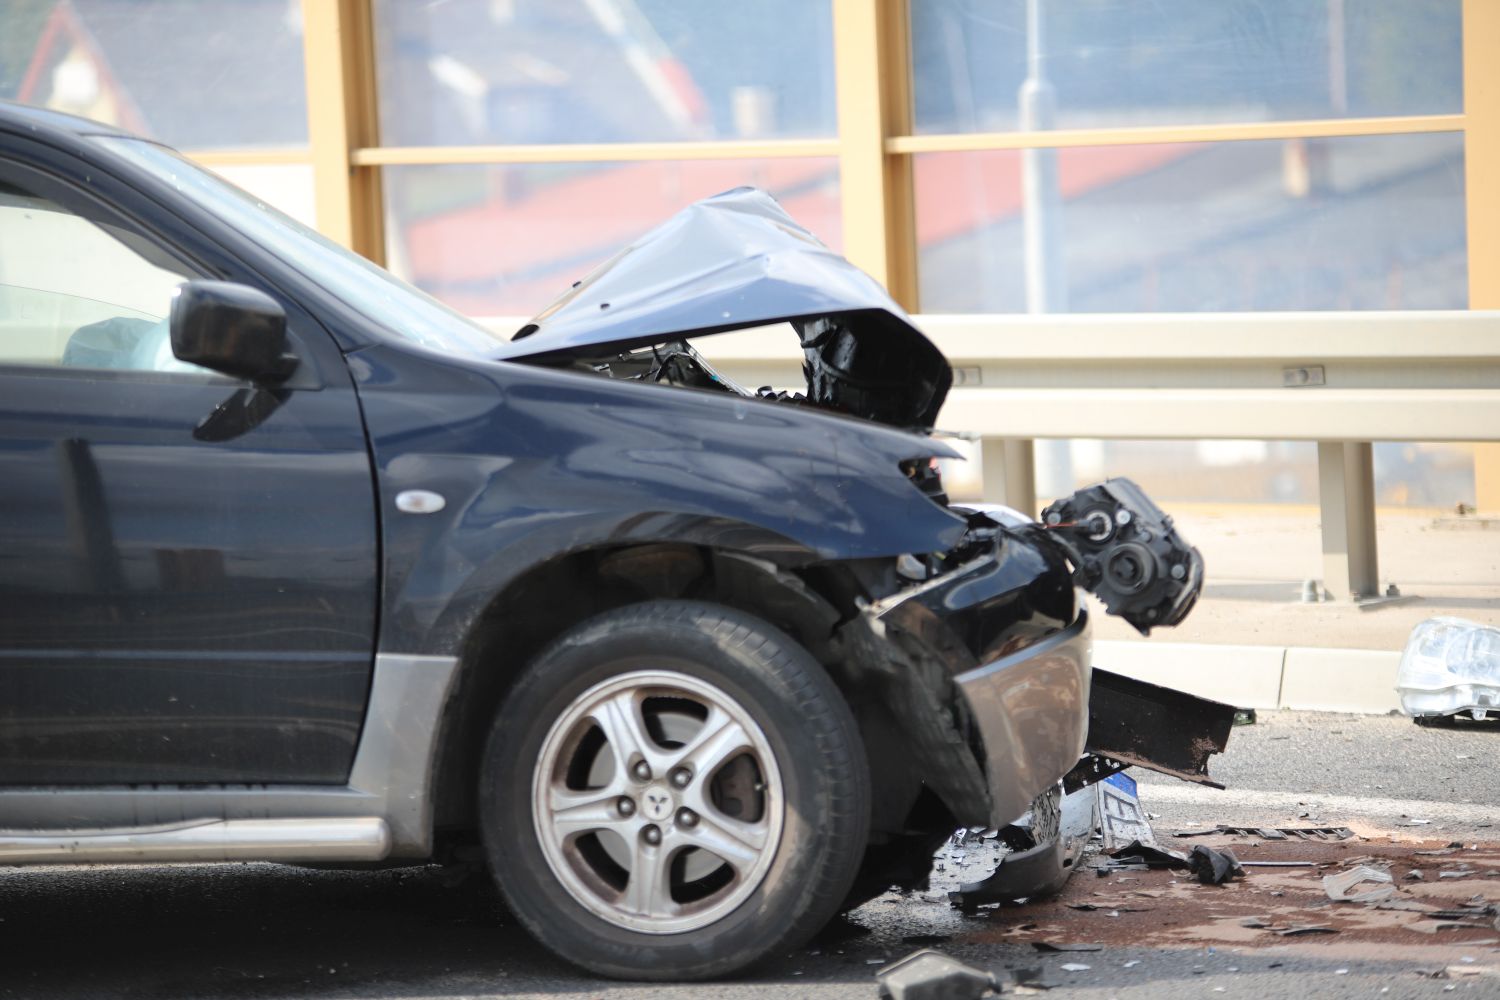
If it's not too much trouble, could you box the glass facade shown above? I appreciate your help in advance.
[0,0,1488,516]
[910,0,1462,133]
[371,0,837,146]
[0,0,309,149]
[915,132,1467,312]
[383,158,841,315]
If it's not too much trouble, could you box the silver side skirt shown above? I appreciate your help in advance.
[0,652,460,864]
[0,817,391,865]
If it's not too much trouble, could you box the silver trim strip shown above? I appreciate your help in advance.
[954,610,1092,827]
[0,817,391,865]
[0,653,461,861]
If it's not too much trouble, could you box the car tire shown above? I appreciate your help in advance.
[478,599,870,980]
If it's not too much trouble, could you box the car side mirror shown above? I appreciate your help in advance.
[170,280,299,383]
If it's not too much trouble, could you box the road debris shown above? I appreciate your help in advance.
[1108,841,1191,869]
[1174,825,1354,841]
[1032,942,1103,953]
[1058,963,1091,972]
[1397,616,1500,722]
[1406,922,1478,935]
[1097,772,1157,850]
[1009,968,1055,993]
[1323,865,1396,903]
[874,949,999,1000]
[1189,845,1246,885]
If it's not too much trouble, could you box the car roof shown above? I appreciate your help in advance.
[0,100,136,140]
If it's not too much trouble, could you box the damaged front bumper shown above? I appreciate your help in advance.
[845,518,1234,834]
[842,525,1090,830]
[952,611,1092,828]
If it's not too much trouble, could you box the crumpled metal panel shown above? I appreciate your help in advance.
[494,187,952,427]
[952,611,1092,828]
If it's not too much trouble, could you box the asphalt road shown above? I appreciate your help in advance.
[2,711,1497,999]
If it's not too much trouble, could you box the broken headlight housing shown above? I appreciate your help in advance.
[1040,477,1203,635]
[1397,616,1500,720]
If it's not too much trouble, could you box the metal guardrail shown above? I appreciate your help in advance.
[480,311,1500,600]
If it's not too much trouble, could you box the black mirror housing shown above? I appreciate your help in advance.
[170,280,298,382]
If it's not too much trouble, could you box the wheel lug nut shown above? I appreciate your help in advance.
[670,768,691,789]
[642,824,661,846]
[676,808,697,828]
[617,796,636,817]
[632,760,652,782]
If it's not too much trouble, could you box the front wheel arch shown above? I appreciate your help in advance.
[427,542,859,837]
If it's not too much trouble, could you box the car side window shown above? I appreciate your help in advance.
[0,176,209,375]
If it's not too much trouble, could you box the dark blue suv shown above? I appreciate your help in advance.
[0,101,1224,980]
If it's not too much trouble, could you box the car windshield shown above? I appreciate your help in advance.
[92,137,504,358]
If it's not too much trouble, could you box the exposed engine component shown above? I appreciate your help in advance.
[1040,477,1203,634]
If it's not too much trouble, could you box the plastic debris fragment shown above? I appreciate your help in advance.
[874,949,999,1000]
[1189,845,1246,885]
[1323,865,1396,903]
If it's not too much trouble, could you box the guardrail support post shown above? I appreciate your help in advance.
[1317,441,1379,600]
[981,437,1038,517]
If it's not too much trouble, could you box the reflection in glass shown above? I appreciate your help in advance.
[916,133,1466,313]
[372,0,836,146]
[0,0,308,149]
[1041,439,1473,508]
[209,163,318,229]
[383,160,841,316]
[911,0,1461,134]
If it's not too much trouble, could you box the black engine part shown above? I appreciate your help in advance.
[1039,477,1203,634]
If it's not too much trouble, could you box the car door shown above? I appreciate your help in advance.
[0,152,379,785]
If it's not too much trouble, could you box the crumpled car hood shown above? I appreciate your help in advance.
[495,187,952,429]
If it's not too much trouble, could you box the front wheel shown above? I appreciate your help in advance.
[478,600,870,980]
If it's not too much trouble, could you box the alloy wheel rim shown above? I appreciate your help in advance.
[531,669,785,934]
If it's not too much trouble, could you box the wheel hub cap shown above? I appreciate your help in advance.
[531,669,785,934]
[640,784,675,822]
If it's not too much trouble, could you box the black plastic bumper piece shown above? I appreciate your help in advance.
[1083,668,1237,788]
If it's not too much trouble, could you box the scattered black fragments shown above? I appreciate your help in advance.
[1427,908,1498,920]
[1107,841,1192,869]
[901,934,953,947]
[874,949,999,1000]
[1107,840,1247,884]
[1240,917,1338,935]
[1189,845,1246,885]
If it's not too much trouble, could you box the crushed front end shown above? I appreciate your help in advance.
[839,481,1224,835]
[498,186,1240,902]
[835,485,1235,906]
